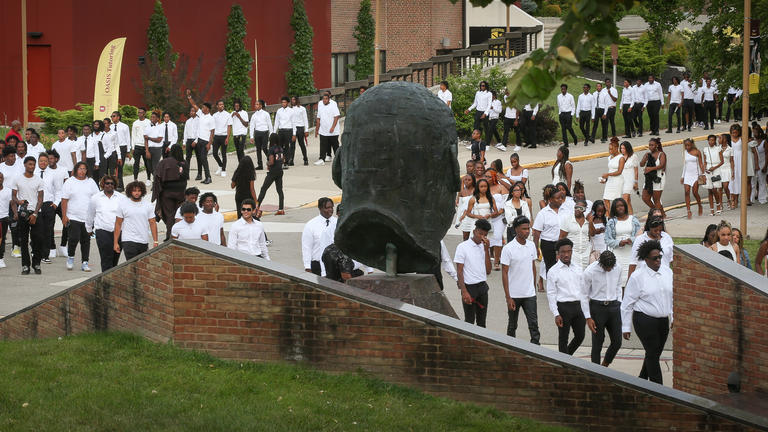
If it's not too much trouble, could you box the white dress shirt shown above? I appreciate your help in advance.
[291,105,309,129]
[131,118,152,148]
[184,116,199,141]
[620,86,635,107]
[576,92,596,119]
[633,84,647,105]
[212,110,232,136]
[437,89,452,105]
[227,217,270,259]
[88,191,123,232]
[196,110,215,141]
[317,100,341,136]
[503,95,517,119]
[454,239,488,284]
[602,87,618,108]
[101,129,120,159]
[580,261,623,319]
[668,84,683,104]
[693,86,703,104]
[145,124,163,149]
[533,205,564,241]
[701,85,717,101]
[523,103,539,116]
[440,240,458,282]
[231,110,249,136]
[159,121,179,146]
[546,260,585,316]
[112,121,131,151]
[501,239,537,298]
[644,81,664,103]
[621,264,673,332]
[301,214,337,272]
[41,166,68,205]
[557,93,576,116]
[249,109,274,137]
[85,132,104,159]
[468,90,491,112]
[680,79,695,99]
[485,99,502,120]
[274,107,296,135]
[630,232,674,268]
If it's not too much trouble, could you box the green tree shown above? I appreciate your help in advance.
[638,0,686,55]
[146,0,177,66]
[286,0,316,95]
[349,0,375,80]
[223,4,253,108]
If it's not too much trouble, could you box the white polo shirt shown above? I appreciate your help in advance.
[533,205,564,242]
[500,239,537,298]
[454,238,488,285]
[116,199,155,244]
[89,191,123,232]
[197,211,225,246]
[171,218,208,240]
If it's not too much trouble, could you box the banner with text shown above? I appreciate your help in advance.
[93,37,127,120]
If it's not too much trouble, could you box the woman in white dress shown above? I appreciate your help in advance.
[620,141,639,214]
[680,138,705,219]
[601,138,625,215]
[487,169,508,270]
[551,145,573,190]
[465,178,500,262]
[589,200,608,262]
[752,125,768,204]
[559,199,591,269]
[718,133,733,209]
[709,219,740,264]
[455,174,476,240]
[605,197,641,287]
[702,134,724,215]
[728,124,745,207]
[505,153,528,190]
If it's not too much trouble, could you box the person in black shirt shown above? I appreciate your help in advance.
[469,129,486,164]
[321,243,355,282]
[256,133,285,215]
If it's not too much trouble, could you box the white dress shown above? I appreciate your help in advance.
[682,151,700,187]
[592,222,606,253]
[603,155,624,200]
[747,140,757,177]
[729,139,743,194]
[552,161,572,185]
[506,168,529,185]
[561,215,591,269]
[472,201,492,234]
[611,217,635,287]
[456,195,473,232]
[621,154,638,194]
[720,146,733,185]
[702,145,722,189]
[490,193,506,247]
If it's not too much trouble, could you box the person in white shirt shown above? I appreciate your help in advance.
[88,175,123,272]
[590,83,605,144]
[171,201,209,241]
[110,111,131,190]
[66,125,86,164]
[227,198,269,259]
[619,79,635,139]
[301,197,337,276]
[576,83,596,146]
[37,150,68,262]
[464,81,492,141]
[186,90,214,184]
[454,218,492,327]
[249,99,274,170]
[603,79,619,138]
[61,161,100,272]
[557,84,578,146]
[99,118,120,180]
[142,112,163,181]
[621,239,673,384]
[437,240,458,290]
[24,128,46,163]
[437,80,452,107]
[314,92,341,165]
[197,192,226,246]
[114,180,158,260]
[546,238,586,355]
[231,99,250,163]
[274,96,296,161]
[484,91,504,149]
[680,72,695,132]
[500,215,540,344]
[290,96,310,166]
[644,75,664,135]
[559,199,591,270]
[693,78,705,128]
[12,156,44,274]
[501,90,522,152]
[0,171,13,269]
[701,78,718,130]
[632,78,647,137]
[582,250,623,367]
[85,120,105,182]
[131,108,153,183]
[160,112,179,156]
[211,100,232,177]
[521,103,540,148]
[52,129,76,174]
[627,216,674,279]
[183,107,203,180]
[725,87,743,122]
[533,190,565,273]
[665,76,684,134]
[1,144,24,258]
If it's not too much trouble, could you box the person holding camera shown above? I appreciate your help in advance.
[12,156,44,274]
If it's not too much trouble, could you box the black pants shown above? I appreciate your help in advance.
[540,239,557,274]
[604,106,616,137]
[633,311,670,384]
[277,128,293,153]
[212,135,228,170]
[184,139,201,178]
[591,108,605,141]
[667,102,681,131]
[319,135,339,160]
[716,99,723,120]
[252,131,269,167]
[95,229,120,272]
[682,99,695,130]
[99,153,118,181]
[522,110,536,146]
[18,216,44,268]
[632,102,644,135]
[67,220,90,262]
[39,202,57,255]
[0,217,8,259]
[694,103,705,125]
[123,241,149,261]
[233,135,247,162]
[116,146,128,188]
[310,260,322,276]
[488,118,502,144]
[725,94,741,121]
[196,139,212,179]
[54,205,68,248]
[621,104,634,136]
[557,301,585,355]
[462,281,489,327]
[132,146,151,180]
[148,147,163,176]
[87,157,99,182]
[589,300,622,365]
[578,110,592,143]
[292,127,308,164]
[703,100,716,128]
[647,100,661,134]
[501,117,521,147]
[507,296,540,344]
[257,170,284,210]
[559,112,577,145]
[473,111,491,141]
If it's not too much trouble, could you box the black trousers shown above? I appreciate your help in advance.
[682,99,694,129]
[212,135,228,170]
[87,157,99,182]
[501,117,521,147]
[277,128,293,152]
[18,216,44,268]
[67,220,90,262]
[621,104,634,136]
[578,111,592,143]
[725,94,741,121]
[40,202,57,255]
[95,229,120,272]
[694,103,705,125]
[54,205,68,248]
[488,118,502,144]
[591,108,605,141]
[589,300,622,365]
[257,170,284,210]
[123,241,148,261]
[473,111,491,141]
[521,110,536,146]
[148,147,163,176]
[233,135,247,162]
[604,106,616,137]
[133,146,151,180]
[252,131,269,167]
[319,135,339,160]
[646,100,661,134]
[716,99,723,120]
[507,296,540,344]
[703,100,716,128]
[184,139,201,178]
[292,126,308,164]
[667,103,681,131]
[540,239,557,274]
[462,281,489,327]
[0,217,8,259]
[310,260,322,275]
[633,311,670,384]
[632,102,644,135]
[557,301,585,355]
[559,112,577,145]
[116,146,128,188]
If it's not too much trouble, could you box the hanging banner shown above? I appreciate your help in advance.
[749,20,760,94]
[93,37,127,120]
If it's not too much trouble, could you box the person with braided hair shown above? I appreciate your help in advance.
[582,250,623,367]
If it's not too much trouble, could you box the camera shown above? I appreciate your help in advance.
[17,203,33,221]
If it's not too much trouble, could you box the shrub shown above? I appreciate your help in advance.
[539,4,561,17]
[583,34,667,80]
[662,31,689,66]
[349,0,375,80]
[520,0,537,15]
[533,105,558,144]
[34,104,139,135]
[286,0,316,96]
[223,4,253,108]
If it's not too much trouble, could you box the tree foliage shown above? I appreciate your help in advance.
[583,34,669,79]
[35,104,138,135]
[146,0,177,66]
[638,0,686,55]
[350,0,375,80]
[223,4,253,108]
[286,0,316,96]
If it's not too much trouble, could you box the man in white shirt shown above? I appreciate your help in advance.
[437,81,452,107]
[464,80,492,141]
[66,125,86,164]
[131,108,152,183]
[110,111,131,191]
[114,180,159,260]
[85,120,105,182]
[557,84,578,147]
[12,156,44,274]
[231,99,250,163]
[665,77,684,134]
[160,112,179,156]
[1,144,24,258]
[99,119,120,180]
[197,192,226,246]
[171,202,209,241]
[644,75,664,135]
[24,129,46,163]
[314,92,340,166]
[619,79,635,139]
[211,100,232,177]
[500,215,540,344]
[274,96,296,161]
[521,103,540,148]
[590,82,605,144]
[249,99,273,170]
[680,73,695,132]
[290,96,310,166]
[546,238,586,355]
[228,198,269,259]
[454,218,492,327]
[142,112,163,182]
[581,250,623,367]
[183,107,202,180]
[725,86,742,122]
[0,171,12,268]
[52,129,76,175]
[87,174,123,272]
[576,83,596,146]
[602,78,619,139]
[301,197,337,276]
[484,91,504,149]
[701,78,718,130]
[533,190,565,273]
[186,90,214,184]
[632,78,646,137]
[501,90,522,152]
[38,150,69,263]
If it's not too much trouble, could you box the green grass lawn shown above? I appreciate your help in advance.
[0,333,569,432]
[675,237,762,268]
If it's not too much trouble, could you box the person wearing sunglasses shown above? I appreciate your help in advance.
[621,239,673,385]
[228,198,269,259]
[627,215,673,280]
[88,175,123,272]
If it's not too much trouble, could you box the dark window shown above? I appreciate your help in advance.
[331,51,386,87]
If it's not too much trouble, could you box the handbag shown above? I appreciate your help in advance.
[711,175,722,182]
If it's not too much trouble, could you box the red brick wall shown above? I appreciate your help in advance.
[1,242,764,431]
[673,245,768,397]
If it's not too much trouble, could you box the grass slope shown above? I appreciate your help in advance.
[0,333,569,432]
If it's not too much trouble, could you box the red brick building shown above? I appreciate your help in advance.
[330,0,464,86]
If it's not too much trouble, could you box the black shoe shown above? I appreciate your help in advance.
[195,175,203,181]
[703,126,709,130]
[21,266,30,275]
[33,265,41,275]
[303,160,309,166]
[201,178,212,185]
[601,139,607,143]
[528,145,537,149]
[584,141,589,146]
[622,135,631,139]
[688,127,692,132]
[256,165,264,170]
[676,129,681,133]
[638,133,643,137]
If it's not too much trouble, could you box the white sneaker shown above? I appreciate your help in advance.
[221,171,227,177]
[11,246,21,258]
[49,249,57,259]
[215,167,222,175]
[313,159,325,166]
[0,258,6,268]
[66,257,74,270]
[716,119,721,124]
[59,246,68,256]
[145,180,152,187]
[325,156,332,162]
[513,146,521,152]
[495,143,507,151]
[81,262,91,272]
